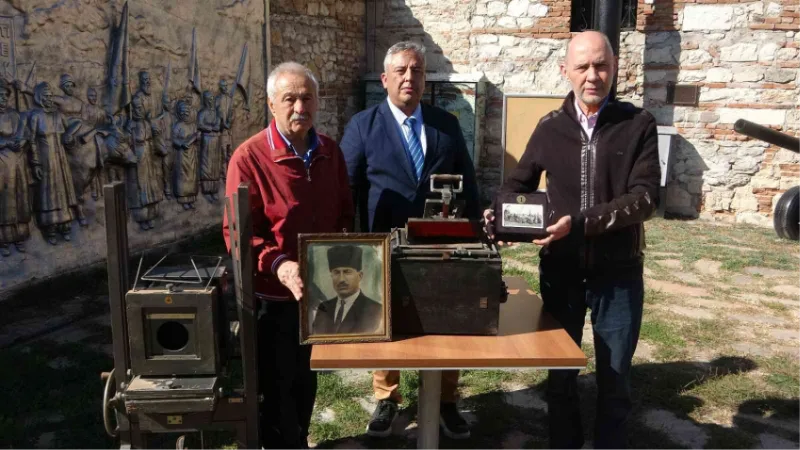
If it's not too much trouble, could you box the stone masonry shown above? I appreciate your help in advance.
[270,0,365,140]
[368,0,800,225]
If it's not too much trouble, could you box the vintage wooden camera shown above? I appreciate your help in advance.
[100,183,260,449]
[122,260,227,412]
[125,262,228,378]
[391,174,507,336]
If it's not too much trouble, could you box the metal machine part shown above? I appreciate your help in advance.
[391,174,507,336]
[733,119,799,241]
[423,174,466,219]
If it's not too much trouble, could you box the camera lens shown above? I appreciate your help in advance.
[156,321,189,351]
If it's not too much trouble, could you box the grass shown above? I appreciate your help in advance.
[761,300,790,313]
[0,339,114,449]
[1,217,797,449]
[644,218,800,274]
[640,317,687,361]
[500,244,541,293]
[460,370,516,396]
[310,373,373,443]
[679,318,734,348]
[500,267,541,296]
[687,373,772,410]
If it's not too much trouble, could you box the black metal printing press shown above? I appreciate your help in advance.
[390,174,508,336]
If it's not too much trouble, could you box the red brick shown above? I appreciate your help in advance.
[775,23,800,30]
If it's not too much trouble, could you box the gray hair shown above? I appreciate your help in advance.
[266,61,319,101]
[383,41,426,72]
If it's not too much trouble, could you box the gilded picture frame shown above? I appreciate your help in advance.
[298,233,392,345]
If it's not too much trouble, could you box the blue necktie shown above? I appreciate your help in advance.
[404,116,424,180]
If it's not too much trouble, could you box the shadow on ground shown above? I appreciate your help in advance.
[313,356,798,449]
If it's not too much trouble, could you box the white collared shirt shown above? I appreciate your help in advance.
[574,96,603,140]
[334,289,361,323]
[387,98,427,156]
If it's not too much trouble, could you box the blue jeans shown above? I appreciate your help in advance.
[540,261,644,449]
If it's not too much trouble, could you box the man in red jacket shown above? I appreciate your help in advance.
[222,61,354,449]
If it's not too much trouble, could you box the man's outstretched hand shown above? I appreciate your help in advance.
[482,208,518,248]
[276,260,304,301]
[533,215,572,246]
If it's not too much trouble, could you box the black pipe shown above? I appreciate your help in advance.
[594,0,622,100]
[734,119,800,153]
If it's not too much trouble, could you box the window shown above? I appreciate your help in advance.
[570,0,638,32]
[570,0,593,32]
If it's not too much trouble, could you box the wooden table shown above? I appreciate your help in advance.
[310,276,586,448]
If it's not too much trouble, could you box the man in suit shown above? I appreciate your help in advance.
[340,41,479,440]
[312,245,383,335]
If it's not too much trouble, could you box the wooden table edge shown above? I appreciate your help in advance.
[310,356,587,370]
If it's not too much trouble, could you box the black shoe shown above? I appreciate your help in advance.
[439,402,470,439]
[366,399,398,438]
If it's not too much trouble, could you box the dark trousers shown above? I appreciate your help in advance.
[258,301,317,449]
[540,261,644,449]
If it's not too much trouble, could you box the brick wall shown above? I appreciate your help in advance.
[370,0,799,225]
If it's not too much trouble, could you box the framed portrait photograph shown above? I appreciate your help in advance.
[493,191,550,242]
[298,233,392,345]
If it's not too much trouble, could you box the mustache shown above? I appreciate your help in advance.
[336,282,349,289]
[290,113,309,121]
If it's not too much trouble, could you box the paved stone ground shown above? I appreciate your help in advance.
[1,220,798,449]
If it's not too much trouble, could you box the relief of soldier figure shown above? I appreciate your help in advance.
[79,86,110,201]
[133,70,156,121]
[172,99,199,210]
[0,79,31,256]
[215,79,233,181]
[198,89,222,202]
[53,73,93,227]
[27,81,82,245]
[153,86,174,199]
[126,94,166,230]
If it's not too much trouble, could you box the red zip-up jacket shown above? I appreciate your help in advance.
[222,120,354,301]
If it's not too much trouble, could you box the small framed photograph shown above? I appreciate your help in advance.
[298,233,392,345]
[493,191,550,242]
[502,203,544,229]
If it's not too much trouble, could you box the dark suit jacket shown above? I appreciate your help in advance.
[341,101,480,232]
[312,292,383,335]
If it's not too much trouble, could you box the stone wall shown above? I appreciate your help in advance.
[369,0,800,225]
[631,0,799,225]
[0,0,267,295]
[269,0,365,140]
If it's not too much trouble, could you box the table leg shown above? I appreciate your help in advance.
[417,369,442,449]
